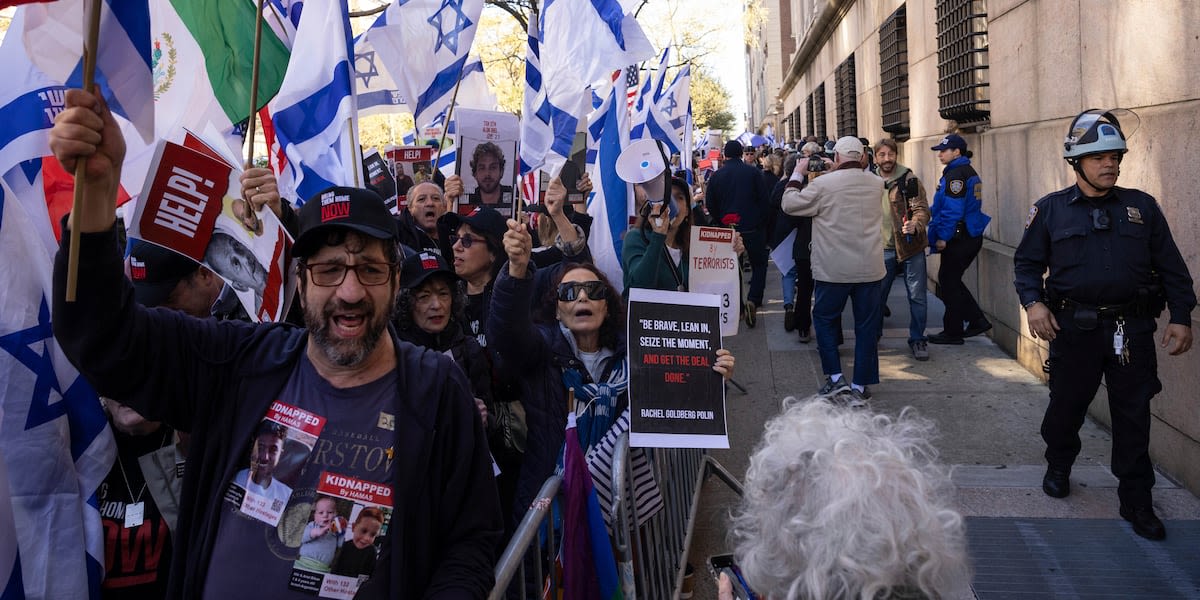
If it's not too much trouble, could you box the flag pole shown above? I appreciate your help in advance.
[240,0,267,233]
[245,0,266,166]
[66,0,104,302]
[433,64,468,168]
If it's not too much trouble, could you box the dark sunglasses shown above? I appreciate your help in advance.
[557,280,609,302]
[449,233,484,249]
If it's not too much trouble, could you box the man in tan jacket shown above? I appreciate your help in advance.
[874,139,931,361]
[782,137,885,404]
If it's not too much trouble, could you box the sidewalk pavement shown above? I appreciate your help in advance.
[684,266,1200,599]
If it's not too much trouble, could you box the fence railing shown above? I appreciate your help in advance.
[489,476,561,600]
[490,437,743,599]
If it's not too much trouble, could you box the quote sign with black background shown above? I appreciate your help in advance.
[627,288,729,449]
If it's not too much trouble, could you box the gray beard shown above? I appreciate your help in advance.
[305,302,389,367]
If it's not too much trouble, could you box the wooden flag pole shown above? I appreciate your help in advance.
[241,0,267,232]
[65,0,104,302]
[433,64,468,169]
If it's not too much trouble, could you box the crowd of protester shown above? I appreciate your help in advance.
[82,73,1185,600]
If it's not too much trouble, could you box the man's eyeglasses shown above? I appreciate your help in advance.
[303,262,396,287]
[449,233,484,249]
[557,280,609,302]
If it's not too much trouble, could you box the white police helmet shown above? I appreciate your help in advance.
[1063,109,1138,161]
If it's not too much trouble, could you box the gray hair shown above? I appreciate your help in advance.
[729,397,970,600]
[800,142,822,156]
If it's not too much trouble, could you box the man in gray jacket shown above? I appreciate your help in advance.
[782,137,885,404]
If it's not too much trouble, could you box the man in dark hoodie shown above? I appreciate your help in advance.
[706,140,769,327]
[50,88,501,599]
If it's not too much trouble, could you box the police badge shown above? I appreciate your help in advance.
[1126,206,1144,224]
[949,180,965,195]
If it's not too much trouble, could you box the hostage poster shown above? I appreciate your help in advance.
[129,136,295,322]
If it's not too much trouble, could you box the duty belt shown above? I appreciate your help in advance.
[1053,298,1144,319]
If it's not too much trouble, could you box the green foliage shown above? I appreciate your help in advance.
[691,68,734,133]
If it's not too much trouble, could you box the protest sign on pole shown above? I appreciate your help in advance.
[385,146,435,213]
[361,148,397,212]
[454,108,518,217]
[129,138,294,322]
[626,288,729,449]
[687,226,740,337]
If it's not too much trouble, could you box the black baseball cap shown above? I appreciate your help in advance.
[438,205,507,243]
[127,239,201,308]
[399,250,459,290]
[294,186,399,258]
[930,134,968,152]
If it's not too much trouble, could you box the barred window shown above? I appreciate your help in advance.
[813,83,827,139]
[879,5,910,136]
[805,94,815,140]
[792,107,802,139]
[834,55,857,137]
[935,0,989,123]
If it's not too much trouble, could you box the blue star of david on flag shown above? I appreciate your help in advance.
[428,0,474,54]
[662,91,678,116]
[0,298,105,449]
[355,51,380,87]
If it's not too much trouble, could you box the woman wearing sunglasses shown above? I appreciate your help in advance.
[489,217,736,525]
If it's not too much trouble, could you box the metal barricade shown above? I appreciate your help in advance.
[611,434,744,599]
[489,476,562,600]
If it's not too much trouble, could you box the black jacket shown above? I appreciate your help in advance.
[705,157,769,230]
[487,265,626,521]
[53,227,502,600]
[1014,185,1195,326]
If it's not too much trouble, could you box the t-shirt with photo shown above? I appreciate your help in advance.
[201,354,397,600]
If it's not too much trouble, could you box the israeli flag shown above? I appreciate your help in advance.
[363,0,485,128]
[269,0,359,205]
[19,0,154,144]
[518,18,587,176]
[585,73,633,293]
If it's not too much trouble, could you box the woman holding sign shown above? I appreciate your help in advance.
[490,216,737,523]
[623,177,744,294]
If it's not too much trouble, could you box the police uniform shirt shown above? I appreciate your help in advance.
[1014,185,1195,325]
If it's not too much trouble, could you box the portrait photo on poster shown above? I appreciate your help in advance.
[458,138,517,206]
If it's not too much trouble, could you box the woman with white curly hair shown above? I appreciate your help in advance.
[721,397,971,599]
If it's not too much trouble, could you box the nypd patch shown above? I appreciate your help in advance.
[949,180,965,195]
[1025,205,1038,229]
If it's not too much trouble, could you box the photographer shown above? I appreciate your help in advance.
[781,137,885,404]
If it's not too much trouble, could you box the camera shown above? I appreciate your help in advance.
[807,155,828,173]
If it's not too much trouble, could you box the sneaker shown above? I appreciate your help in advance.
[783,304,796,332]
[927,331,965,345]
[846,387,870,408]
[744,300,758,328]
[819,376,850,396]
[964,320,993,338]
[910,341,930,361]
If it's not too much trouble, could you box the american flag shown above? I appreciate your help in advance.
[625,65,640,109]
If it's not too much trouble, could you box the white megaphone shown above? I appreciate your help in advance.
[615,139,670,202]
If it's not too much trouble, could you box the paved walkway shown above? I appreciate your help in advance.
[684,266,1200,599]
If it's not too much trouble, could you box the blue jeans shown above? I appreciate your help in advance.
[813,279,882,386]
[781,265,797,306]
[879,248,928,344]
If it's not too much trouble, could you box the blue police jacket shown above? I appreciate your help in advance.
[928,156,990,249]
